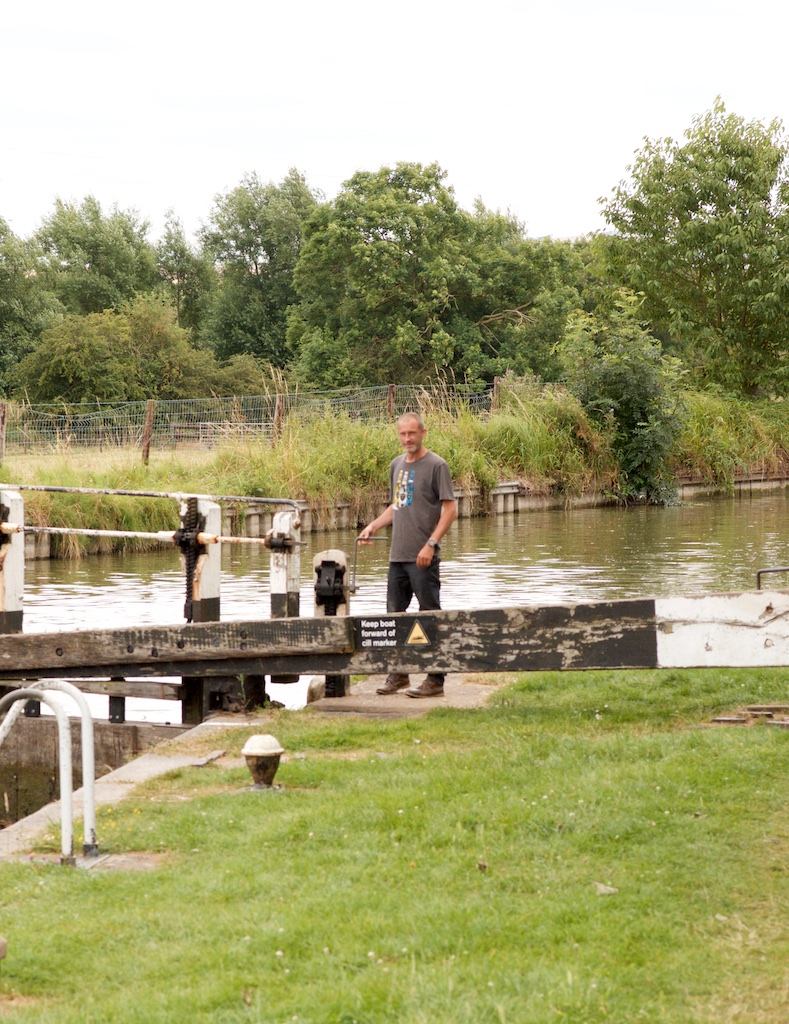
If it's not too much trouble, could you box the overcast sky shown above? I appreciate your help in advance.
[2,0,788,244]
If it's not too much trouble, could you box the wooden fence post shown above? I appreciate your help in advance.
[388,384,395,420]
[141,399,156,465]
[0,403,7,464]
[272,393,284,443]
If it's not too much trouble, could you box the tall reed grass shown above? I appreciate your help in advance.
[672,391,789,485]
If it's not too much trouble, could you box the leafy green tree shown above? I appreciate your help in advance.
[14,295,223,403]
[125,294,221,399]
[557,291,685,502]
[211,353,282,396]
[200,169,320,363]
[289,162,476,386]
[455,206,584,382]
[34,197,159,315]
[289,177,584,388]
[0,218,63,394]
[600,100,789,395]
[155,213,216,334]
[15,308,134,403]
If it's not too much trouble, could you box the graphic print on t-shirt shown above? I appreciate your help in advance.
[394,468,415,508]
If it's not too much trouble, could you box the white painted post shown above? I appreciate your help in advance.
[268,509,302,686]
[0,490,24,635]
[190,498,221,623]
[270,508,301,618]
[0,490,25,711]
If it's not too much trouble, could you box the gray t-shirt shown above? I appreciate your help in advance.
[388,450,455,562]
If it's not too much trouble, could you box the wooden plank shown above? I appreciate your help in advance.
[655,591,789,667]
[0,599,657,678]
[348,601,659,674]
[67,679,182,700]
[0,616,353,673]
[0,591,787,683]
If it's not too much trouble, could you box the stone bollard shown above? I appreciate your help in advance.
[241,735,284,789]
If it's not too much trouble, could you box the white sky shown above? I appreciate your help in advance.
[2,0,787,244]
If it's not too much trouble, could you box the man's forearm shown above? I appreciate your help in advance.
[359,504,394,539]
[429,500,458,544]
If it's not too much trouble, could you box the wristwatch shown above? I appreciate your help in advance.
[427,539,438,548]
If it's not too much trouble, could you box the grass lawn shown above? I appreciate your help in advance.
[0,667,787,1023]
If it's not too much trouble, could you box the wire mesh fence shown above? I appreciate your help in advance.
[0,384,496,456]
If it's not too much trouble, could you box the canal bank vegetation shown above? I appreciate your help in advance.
[3,382,789,554]
[5,101,789,546]
[1,666,787,1022]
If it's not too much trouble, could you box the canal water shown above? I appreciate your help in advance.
[20,490,789,719]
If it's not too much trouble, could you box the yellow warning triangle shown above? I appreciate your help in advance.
[406,621,431,645]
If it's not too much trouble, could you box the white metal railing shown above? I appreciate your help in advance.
[0,686,95,865]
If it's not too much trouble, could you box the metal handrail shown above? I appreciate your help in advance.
[349,535,389,593]
[0,690,76,865]
[4,484,301,510]
[4,524,274,547]
[33,682,97,855]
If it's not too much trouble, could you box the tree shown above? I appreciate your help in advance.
[454,206,584,382]
[211,353,282,396]
[289,174,585,388]
[0,218,63,394]
[14,295,223,403]
[34,197,159,315]
[15,308,134,403]
[600,99,789,395]
[200,169,320,363]
[289,162,477,386]
[557,291,685,502]
[155,213,216,334]
[124,294,220,399]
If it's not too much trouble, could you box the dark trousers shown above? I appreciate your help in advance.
[387,561,443,684]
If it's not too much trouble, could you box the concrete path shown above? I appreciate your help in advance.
[308,672,504,717]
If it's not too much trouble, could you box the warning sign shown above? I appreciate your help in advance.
[354,616,435,650]
[356,617,398,649]
[405,621,430,645]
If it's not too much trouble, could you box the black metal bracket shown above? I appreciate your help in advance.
[756,566,789,590]
[175,498,208,622]
[264,533,296,552]
[315,559,347,617]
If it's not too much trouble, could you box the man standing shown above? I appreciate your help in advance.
[358,412,457,697]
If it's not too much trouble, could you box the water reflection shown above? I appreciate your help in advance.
[20,491,789,719]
